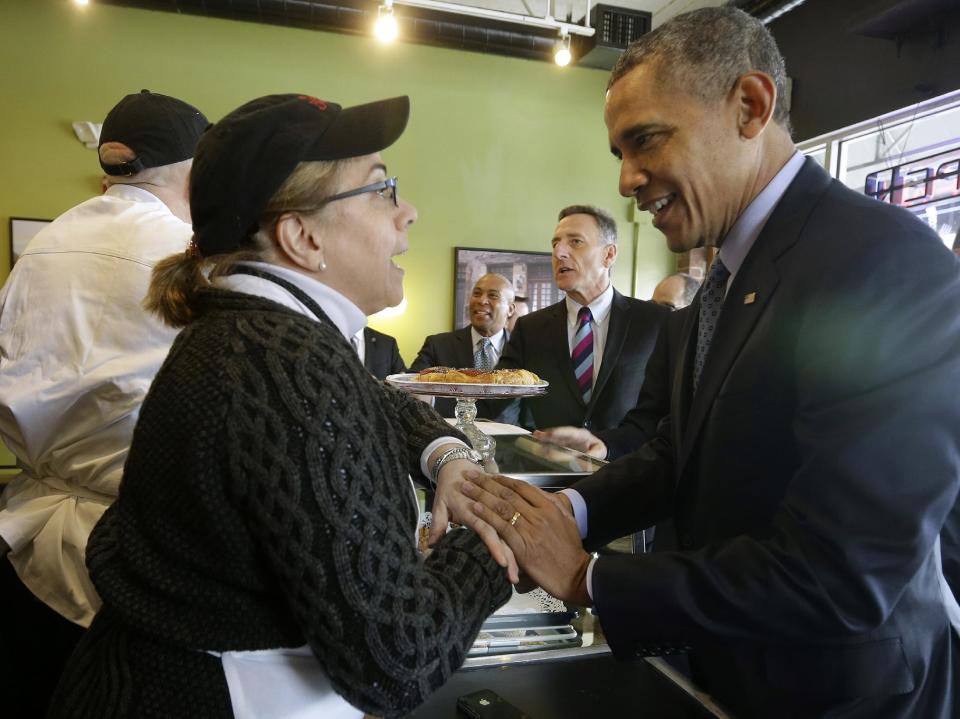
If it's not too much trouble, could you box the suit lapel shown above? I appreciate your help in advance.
[455,326,475,368]
[591,289,628,407]
[671,305,699,445]
[548,301,583,405]
[678,158,832,475]
[679,255,781,472]
[363,330,377,374]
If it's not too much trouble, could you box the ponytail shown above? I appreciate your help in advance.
[144,245,208,328]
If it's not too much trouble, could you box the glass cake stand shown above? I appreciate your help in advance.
[385,373,548,462]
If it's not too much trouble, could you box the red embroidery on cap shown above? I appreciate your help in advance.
[297,95,328,110]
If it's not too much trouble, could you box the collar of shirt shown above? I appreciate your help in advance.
[565,283,614,329]
[717,151,806,285]
[103,183,166,205]
[470,327,506,355]
[213,261,367,341]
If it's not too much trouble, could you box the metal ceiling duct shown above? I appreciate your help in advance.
[98,0,562,62]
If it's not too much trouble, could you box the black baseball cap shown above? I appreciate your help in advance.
[190,93,410,257]
[99,90,209,176]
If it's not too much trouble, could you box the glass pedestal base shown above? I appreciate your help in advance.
[453,397,496,462]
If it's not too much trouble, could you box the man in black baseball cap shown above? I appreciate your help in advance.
[99,89,209,177]
[0,89,208,717]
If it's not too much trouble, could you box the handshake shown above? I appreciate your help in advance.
[429,432,600,608]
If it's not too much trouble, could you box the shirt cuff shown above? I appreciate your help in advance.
[559,488,588,539]
[420,436,469,482]
[586,555,597,602]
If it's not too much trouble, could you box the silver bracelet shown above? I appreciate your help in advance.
[430,446,483,485]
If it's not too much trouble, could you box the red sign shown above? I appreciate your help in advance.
[865,146,960,208]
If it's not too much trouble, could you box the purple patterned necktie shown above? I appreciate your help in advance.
[693,257,731,392]
[572,306,594,403]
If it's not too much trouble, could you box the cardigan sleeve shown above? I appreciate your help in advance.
[381,381,470,482]
[225,333,511,718]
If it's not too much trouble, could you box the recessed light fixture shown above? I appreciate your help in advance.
[73,0,91,6]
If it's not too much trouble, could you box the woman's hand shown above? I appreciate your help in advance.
[431,458,520,584]
[459,471,593,606]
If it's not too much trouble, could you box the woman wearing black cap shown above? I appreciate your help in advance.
[50,94,513,719]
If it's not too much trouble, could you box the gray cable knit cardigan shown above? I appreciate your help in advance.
[50,287,511,718]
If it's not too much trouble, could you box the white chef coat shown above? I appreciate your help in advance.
[0,184,191,626]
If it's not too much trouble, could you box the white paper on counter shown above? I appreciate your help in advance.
[444,418,529,435]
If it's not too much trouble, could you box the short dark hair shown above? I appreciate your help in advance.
[557,205,617,245]
[609,6,792,135]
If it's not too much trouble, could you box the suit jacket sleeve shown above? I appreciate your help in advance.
[477,322,523,424]
[409,336,439,373]
[595,308,684,460]
[572,421,677,550]
[388,338,406,376]
[588,220,960,650]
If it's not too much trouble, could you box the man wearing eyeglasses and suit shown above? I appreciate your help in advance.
[492,205,668,432]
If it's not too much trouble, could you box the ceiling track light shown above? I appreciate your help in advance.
[554,29,572,67]
[388,0,595,38]
[375,0,399,43]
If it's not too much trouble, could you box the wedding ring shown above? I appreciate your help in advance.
[509,511,521,526]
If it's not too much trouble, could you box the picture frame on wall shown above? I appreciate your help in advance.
[453,247,563,330]
[9,217,51,267]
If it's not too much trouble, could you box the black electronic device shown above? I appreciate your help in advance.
[577,4,652,70]
[456,689,533,719]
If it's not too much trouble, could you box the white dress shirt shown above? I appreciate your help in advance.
[352,329,366,365]
[564,284,614,388]
[0,184,191,626]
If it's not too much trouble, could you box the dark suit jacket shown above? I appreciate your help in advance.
[493,290,669,431]
[362,327,406,381]
[410,326,509,418]
[595,307,689,460]
[570,159,960,718]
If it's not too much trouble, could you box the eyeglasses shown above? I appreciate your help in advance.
[327,176,398,207]
[278,177,398,222]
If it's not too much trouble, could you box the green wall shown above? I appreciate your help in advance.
[0,0,673,362]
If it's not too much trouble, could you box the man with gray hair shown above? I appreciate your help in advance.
[462,7,960,719]
[0,90,207,715]
[494,204,668,431]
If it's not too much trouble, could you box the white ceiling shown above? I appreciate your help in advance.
[433,0,724,28]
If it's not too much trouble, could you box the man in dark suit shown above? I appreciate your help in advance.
[494,205,668,432]
[535,274,697,460]
[459,7,960,719]
[410,273,515,417]
[354,327,406,380]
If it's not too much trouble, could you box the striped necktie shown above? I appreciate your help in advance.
[475,337,494,372]
[572,306,594,404]
[693,257,731,392]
